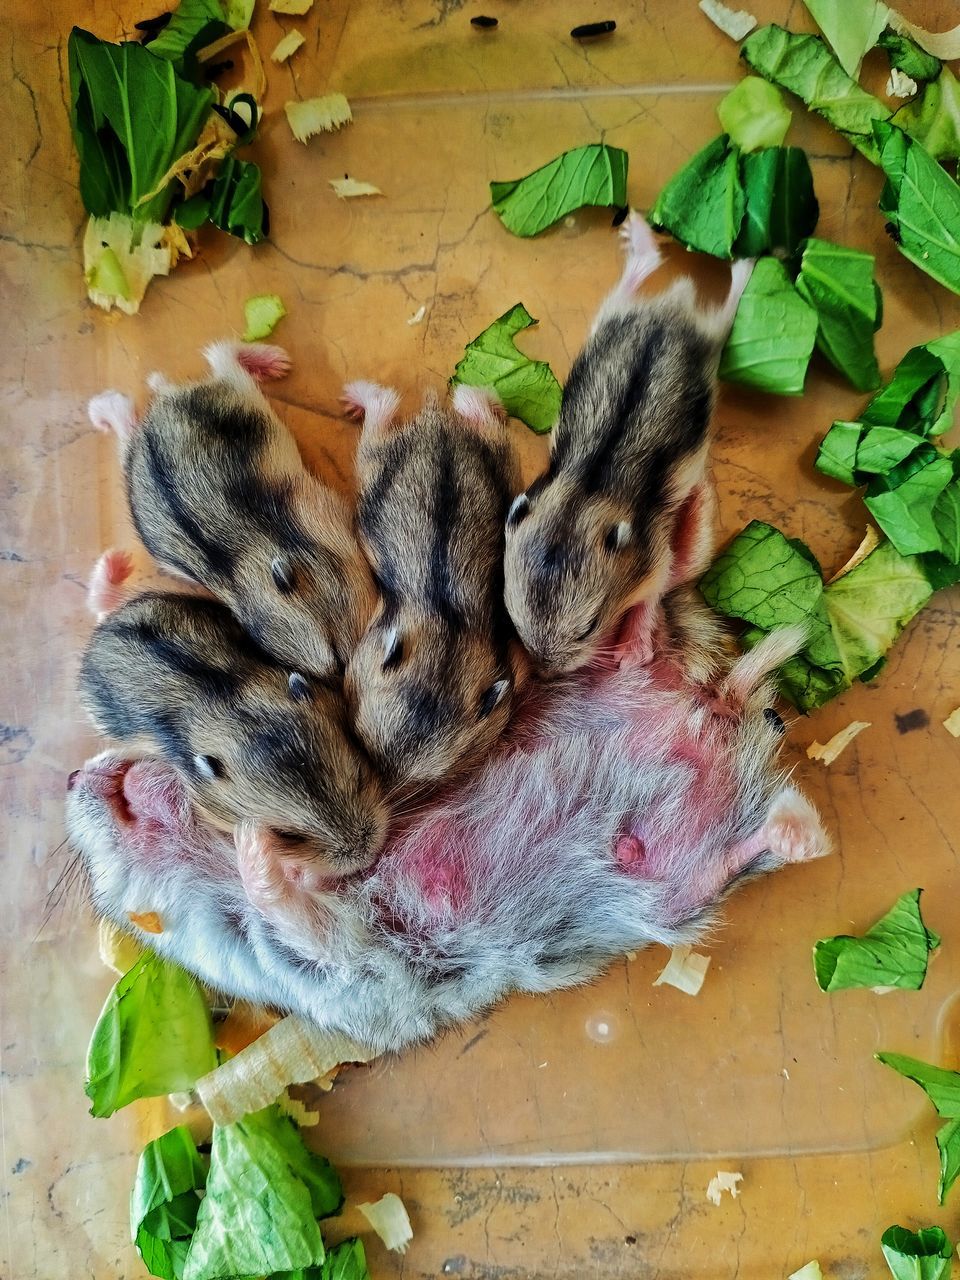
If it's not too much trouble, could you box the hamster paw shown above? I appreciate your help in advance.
[763,787,832,864]
[618,211,664,290]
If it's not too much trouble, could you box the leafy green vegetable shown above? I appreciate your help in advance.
[719,257,819,395]
[892,68,960,162]
[85,950,217,1118]
[184,1105,343,1280]
[489,143,628,237]
[803,0,888,77]
[878,29,942,85]
[813,889,940,992]
[864,451,956,556]
[876,1051,960,1116]
[937,1119,960,1204]
[794,238,882,391]
[270,1239,372,1279]
[734,146,819,257]
[68,28,214,225]
[717,77,792,151]
[741,25,891,162]
[146,0,231,79]
[862,331,960,438]
[244,294,287,341]
[700,522,933,710]
[875,121,960,296]
[132,1127,208,1280]
[178,156,268,243]
[817,421,925,486]
[881,1225,953,1280]
[649,134,745,258]
[452,303,563,433]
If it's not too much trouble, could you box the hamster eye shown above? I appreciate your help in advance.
[477,677,511,720]
[507,493,530,527]
[288,672,312,701]
[193,753,225,781]
[604,521,632,553]
[271,555,296,594]
[382,625,404,671]
[577,616,600,643]
[270,828,307,845]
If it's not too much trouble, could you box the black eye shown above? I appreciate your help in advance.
[271,828,307,845]
[605,521,632,553]
[271,556,296,594]
[288,672,311,701]
[507,493,530,527]
[382,627,404,671]
[193,753,225,780]
[577,616,600,643]
[477,678,510,720]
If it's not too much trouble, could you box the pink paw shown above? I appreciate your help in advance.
[235,342,291,381]
[88,390,137,442]
[764,788,831,864]
[619,211,664,287]
[88,548,134,620]
[235,822,289,912]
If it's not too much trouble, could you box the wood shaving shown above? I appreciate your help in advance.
[271,30,305,62]
[407,304,427,326]
[698,0,757,41]
[788,1264,823,1280]
[943,706,960,737]
[887,68,918,98]
[357,1193,413,1253]
[270,0,313,12]
[807,721,871,765]
[285,94,353,143]
[97,918,141,974]
[887,9,960,60]
[329,177,383,198]
[828,526,881,583]
[706,1171,743,1205]
[653,944,711,995]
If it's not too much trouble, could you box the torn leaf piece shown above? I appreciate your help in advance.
[944,707,960,737]
[788,1265,823,1280]
[741,25,891,162]
[719,257,818,396]
[813,888,940,992]
[879,29,942,84]
[734,145,819,257]
[285,94,353,142]
[270,0,314,12]
[83,213,174,315]
[888,69,919,99]
[650,134,744,258]
[937,1118,960,1204]
[891,68,960,162]
[452,303,563,434]
[794,238,882,392]
[806,720,871,765]
[131,1126,207,1280]
[196,1015,373,1126]
[706,1172,743,1205]
[330,177,383,198]
[184,1104,342,1280]
[177,156,268,245]
[717,78,792,152]
[698,0,756,42]
[271,29,305,62]
[863,449,960,559]
[145,0,233,79]
[357,1194,413,1254]
[85,950,217,1118]
[863,331,960,439]
[876,1051,960,1117]
[243,294,286,342]
[880,1225,953,1280]
[653,944,711,995]
[875,121,960,296]
[803,0,889,78]
[490,143,628,238]
[886,11,960,61]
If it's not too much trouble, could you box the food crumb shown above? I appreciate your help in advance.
[706,1171,743,1205]
[944,706,960,737]
[807,720,871,765]
[407,304,427,326]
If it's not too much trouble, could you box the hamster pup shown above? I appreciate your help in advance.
[340,382,521,787]
[503,211,752,675]
[79,550,389,877]
[87,341,376,679]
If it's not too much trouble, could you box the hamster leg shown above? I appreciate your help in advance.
[724,787,831,875]
[451,382,507,428]
[590,212,664,332]
[203,340,292,386]
[88,391,137,444]
[87,548,135,620]
[711,258,754,340]
[341,381,402,458]
[612,599,658,667]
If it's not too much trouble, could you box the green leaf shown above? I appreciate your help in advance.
[893,68,960,163]
[816,421,926,486]
[717,77,792,152]
[68,28,214,224]
[937,1119,960,1204]
[85,950,217,1118]
[921,551,960,590]
[699,520,826,629]
[649,134,745,258]
[206,156,268,244]
[803,0,889,78]
[864,451,956,556]
[719,256,819,395]
[269,1239,372,1279]
[244,294,287,342]
[146,0,231,80]
[452,302,563,433]
[132,1127,208,1280]
[875,120,960,296]
[876,1052,960,1116]
[881,1225,953,1280]
[741,25,891,162]
[878,29,942,85]
[184,1105,343,1280]
[734,146,819,257]
[794,237,882,391]
[862,332,960,438]
[489,143,628,237]
[813,888,940,992]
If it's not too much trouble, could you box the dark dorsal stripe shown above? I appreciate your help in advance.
[139,432,236,580]
[182,385,270,453]
[110,618,243,702]
[223,476,316,556]
[427,444,465,630]
[357,438,408,541]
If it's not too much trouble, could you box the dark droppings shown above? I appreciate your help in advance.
[894,707,930,734]
[470,14,498,27]
[571,19,617,38]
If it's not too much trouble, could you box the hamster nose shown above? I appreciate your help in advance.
[67,769,81,792]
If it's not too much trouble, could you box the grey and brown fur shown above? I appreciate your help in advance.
[79,563,388,876]
[504,212,752,674]
[88,341,376,679]
[341,382,522,786]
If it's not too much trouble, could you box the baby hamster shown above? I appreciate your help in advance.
[503,211,752,675]
[87,341,376,679]
[79,549,388,876]
[340,382,521,786]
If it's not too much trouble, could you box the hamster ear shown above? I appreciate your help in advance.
[382,625,404,670]
[605,521,632,552]
[478,677,511,720]
[193,753,225,781]
[271,555,296,594]
[507,493,530,527]
[288,672,311,701]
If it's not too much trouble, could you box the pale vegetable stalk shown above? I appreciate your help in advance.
[358,1193,414,1253]
[706,1171,743,1204]
[807,721,871,765]
[653,944,711,995]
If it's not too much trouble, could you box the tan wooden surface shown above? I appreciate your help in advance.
[3,0,960,1275]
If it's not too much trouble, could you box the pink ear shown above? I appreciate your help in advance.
[666,482,716,589]
[88,390,137,443]
[88,548,135,620]
[340,380,401,431]
[451,382,506,428]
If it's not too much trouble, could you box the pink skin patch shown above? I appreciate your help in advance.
[392,816,469,913]
[615,833,645,867]
[234,342,291,382]
[87,548,134,619]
